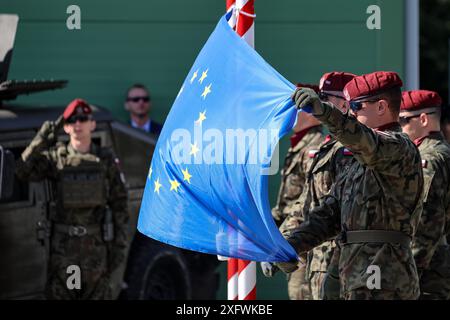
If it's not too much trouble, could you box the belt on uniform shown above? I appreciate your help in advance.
[54,224,101,237]
[339,230,411,247]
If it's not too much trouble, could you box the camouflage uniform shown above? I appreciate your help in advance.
[16,121,129,300]
[412,132,450,299]
[273,125,323,226]
[287,102,423,300]
[287,136,352,300]
[273,125,323,300]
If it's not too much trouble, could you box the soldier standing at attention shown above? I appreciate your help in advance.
[267,83,324,300]
[277,71,424,300]
[400,90,450,299]
[16,99,129,300]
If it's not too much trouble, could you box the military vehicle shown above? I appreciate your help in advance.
[0,14,219,300]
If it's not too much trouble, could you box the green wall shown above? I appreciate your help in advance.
[2,0,405,299]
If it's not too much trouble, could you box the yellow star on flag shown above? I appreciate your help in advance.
[182,168,192,184]
[201,84,212,99]
[170,179,181,192]
[154,178,162,194]
[190,142,200,156]
[190,69,199,83]
[195,110,207,125]
[198,69,208,84]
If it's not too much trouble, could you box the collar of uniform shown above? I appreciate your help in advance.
[374,122,401,132]
[414,131,444,147]
[290,125,321,147]
[67,142,96,156]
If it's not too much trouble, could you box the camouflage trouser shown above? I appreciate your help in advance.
[46,269,112,300]
[419,245,450,300]
[307,240,337,300]
[280,216,312,300]
[420,271,450,300]
[287,262,312,300]
[309,271,326,300]
[46,235,112,300]
[343,289,417,300]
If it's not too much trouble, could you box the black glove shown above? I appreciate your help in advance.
[54,115,64,131]
[38,115,64,143]
[292,87,324,115]
[260,262,279,277]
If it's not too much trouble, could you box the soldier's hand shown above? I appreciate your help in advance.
[275,260,299,274]
[37,120,58,142]
[260,262,279,277]
[54,115,64,131]
[38,116,64,142]
[292,87,323,115]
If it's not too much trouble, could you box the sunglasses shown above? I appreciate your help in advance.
[399,112,436,126]
[319,92,345,102]
[66,114,91,124]
[349,99,379,112]
[127,96,150,103]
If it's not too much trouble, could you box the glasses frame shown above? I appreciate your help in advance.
[399,112,436,125]
[319,92,345,101]
[349,99,380,112]
[66,114,91,124]
[127,96,150,103]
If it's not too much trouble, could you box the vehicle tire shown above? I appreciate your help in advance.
[121,232,191,300]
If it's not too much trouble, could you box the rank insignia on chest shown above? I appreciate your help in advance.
[421,159,427,168]
[308,149,319,158]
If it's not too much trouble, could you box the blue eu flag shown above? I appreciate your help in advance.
[137,15,299,262]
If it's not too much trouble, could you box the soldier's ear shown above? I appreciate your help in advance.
[63,124,71,135]
[419,113,429,127]
[124,102,130,111]
[90,120,97,132]
[377,99,388,116]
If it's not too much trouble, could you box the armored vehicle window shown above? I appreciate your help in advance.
[0,147,28,203]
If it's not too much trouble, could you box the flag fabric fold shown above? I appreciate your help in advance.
[137,14,299,262]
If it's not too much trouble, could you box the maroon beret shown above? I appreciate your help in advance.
[343,71,403,101]
[401,90,442,111]
[296,82,320,94]
[319,72,356,97]
[63,99,92,120]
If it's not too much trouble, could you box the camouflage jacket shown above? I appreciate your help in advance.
[16,127,129,273]
[292,137,353,273]
[287,103,423,299]
[272,125,323,228]
[412,132,450,273]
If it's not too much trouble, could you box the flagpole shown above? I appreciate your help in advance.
[225,0,257,301]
